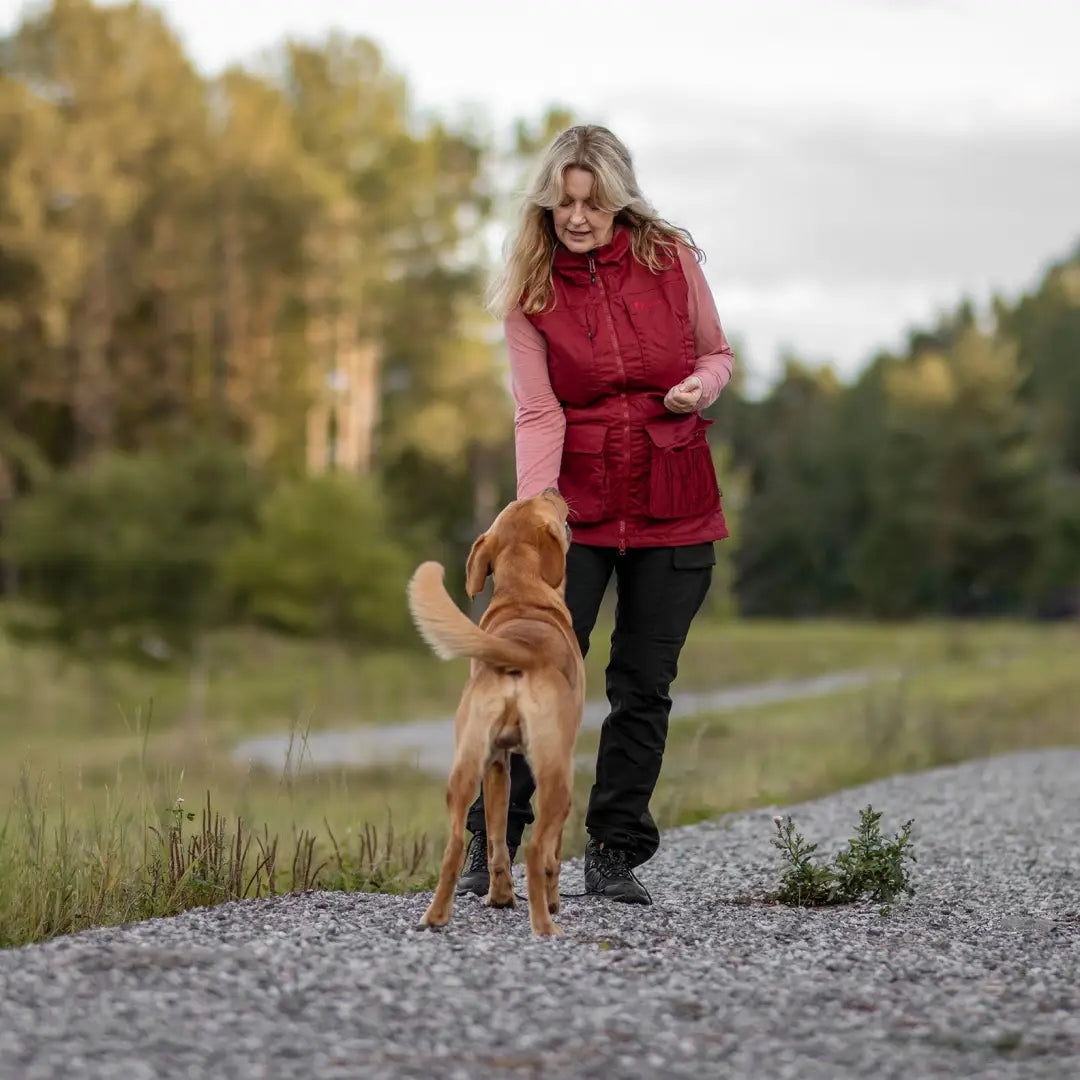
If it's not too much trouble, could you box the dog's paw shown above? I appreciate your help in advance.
[531,922,563,938]
[419,907,449,929]
[485,892,517,910]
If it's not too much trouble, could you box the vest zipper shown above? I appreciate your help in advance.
[592,257,630,554]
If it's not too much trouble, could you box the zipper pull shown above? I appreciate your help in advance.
[588,255,595,284]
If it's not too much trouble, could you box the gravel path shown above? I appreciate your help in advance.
[2,748,1078,1080]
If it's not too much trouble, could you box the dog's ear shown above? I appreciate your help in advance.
[537,521,566,589]
[465,534,492,598]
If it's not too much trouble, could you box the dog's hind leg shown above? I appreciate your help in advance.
[481,749,515,909]
[525,758,572,936]
[549,824,565,916]
[420,715,486,930]
[544,737,577,916]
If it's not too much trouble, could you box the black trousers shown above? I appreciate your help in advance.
[465,541,715,869]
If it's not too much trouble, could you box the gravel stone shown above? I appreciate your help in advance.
[2,748,1078,1079]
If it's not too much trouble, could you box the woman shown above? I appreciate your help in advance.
[460,124,734,905]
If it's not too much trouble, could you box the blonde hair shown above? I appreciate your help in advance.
[486,124,704,319]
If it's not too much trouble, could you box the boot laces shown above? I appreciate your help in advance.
[595,846,651,899]
[465,832,516,873]
[465,832,488,873]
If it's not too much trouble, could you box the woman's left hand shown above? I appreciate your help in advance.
[663,375,703,414]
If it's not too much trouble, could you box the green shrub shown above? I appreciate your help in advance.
[220,474,415,643]
[3,441,260,653]
[770,805,916,910]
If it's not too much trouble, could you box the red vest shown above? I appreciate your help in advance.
[525,227,728,550]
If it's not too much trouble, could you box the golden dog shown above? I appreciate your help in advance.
[407,490,584,936]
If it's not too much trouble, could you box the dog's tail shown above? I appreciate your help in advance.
[407,561,534,670]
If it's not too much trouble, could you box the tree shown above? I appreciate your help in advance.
[852,330,1047,615]
[1000,244,1080,476]
[2,0,216,458]
[3,440,260,654]
[733,359,857,615]
[219,474,415,642]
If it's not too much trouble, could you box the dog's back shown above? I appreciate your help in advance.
[409,561,584,752]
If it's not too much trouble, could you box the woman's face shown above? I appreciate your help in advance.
[552,167,616,253]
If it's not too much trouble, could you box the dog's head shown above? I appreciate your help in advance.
[465,488,571,598]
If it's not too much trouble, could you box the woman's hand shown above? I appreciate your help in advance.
[663,375,703,414]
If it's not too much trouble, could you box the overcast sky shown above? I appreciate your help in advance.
[4,0,1079,390]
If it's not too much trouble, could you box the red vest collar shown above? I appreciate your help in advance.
[552,224,632,272]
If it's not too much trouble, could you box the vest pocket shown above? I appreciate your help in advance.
[559,423,609,524]
[621,288,695,383]
[644,415,721,520]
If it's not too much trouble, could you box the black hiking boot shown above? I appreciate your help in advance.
[583,838,653,905]
[456,831,518,896]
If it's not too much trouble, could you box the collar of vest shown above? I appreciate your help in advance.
[552,224,631,274]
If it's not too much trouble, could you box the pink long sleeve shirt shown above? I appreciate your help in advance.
[506,245,734,499]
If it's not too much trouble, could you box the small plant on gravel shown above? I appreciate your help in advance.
[769,815,837,906]
[770,805,916,910]
[832,807,916,905]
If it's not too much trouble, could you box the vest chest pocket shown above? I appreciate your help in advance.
[621,288,694,386]
[644,415,721,520]
[558,423,610,524]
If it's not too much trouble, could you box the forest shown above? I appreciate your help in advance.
[2,0,1079,659]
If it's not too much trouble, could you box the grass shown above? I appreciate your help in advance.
[1,614,1078,947]
[647,634,1080,828]
[0,602,1023,746]
[0,775,438,948]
